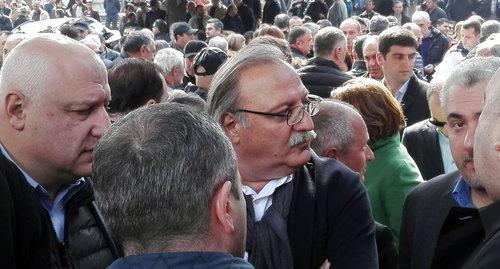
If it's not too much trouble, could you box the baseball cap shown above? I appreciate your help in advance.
[184,40,208,58]
[172,22,198,37]
[193,47,228,76]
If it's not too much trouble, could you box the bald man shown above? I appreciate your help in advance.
[0,35,119,268]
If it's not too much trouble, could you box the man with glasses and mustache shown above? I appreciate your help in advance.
[207,44,377,269]
[399,57,500,269]
[402,78,457,181]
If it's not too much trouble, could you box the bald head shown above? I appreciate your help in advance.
[0,34,105,104]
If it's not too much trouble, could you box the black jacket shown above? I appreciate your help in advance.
[222,15,245,34]
[419,27,450,67]
[286,153,378,268]
[262,0,280,24]
[298,57,353,98]
[402,74,431,127]
[237,2,256,32]
[401,119,445,180]
[0,153,120,268]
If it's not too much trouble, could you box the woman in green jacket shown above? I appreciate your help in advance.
[332,78,423,248]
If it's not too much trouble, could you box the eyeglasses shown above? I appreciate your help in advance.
[429,118,446,127]
[236,94,322,126]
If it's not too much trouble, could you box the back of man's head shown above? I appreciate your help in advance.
[155,47,185,75]
[378,26,417,56]
[274,14,290,30]
[108,58,165,116]
[93,103,245,256]
[369,15,389,35]
[208,36,229,52]
[481,20,500,42]
[313,26,346,59]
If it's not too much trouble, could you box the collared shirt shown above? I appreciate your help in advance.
[394,79,410,103]
[438,131,457,174]
[452,176,474,208]
[241,175,293,222]
[0,144,85,242]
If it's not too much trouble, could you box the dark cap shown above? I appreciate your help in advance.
[193,47,227,76]
[172,22,198,37]
[184,40,208,58]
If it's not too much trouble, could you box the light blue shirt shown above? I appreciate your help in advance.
[0,144,84,242]
[395,79,410,103]
[437,131,457,174]
[452,176,474,208]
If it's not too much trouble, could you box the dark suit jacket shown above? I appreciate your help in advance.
[399,171,461,269]
[402,119,445,181]
[402,75,431,127]
[462,201,500,269]
[287,152,378,268]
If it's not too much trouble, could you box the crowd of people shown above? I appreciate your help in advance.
[1,0,500,268]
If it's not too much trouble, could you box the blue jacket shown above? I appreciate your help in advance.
[108,252,254,269]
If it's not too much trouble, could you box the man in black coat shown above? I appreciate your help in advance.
[377,27,430,126]
[0,35,120,268]
[262,0,280,24]
[298,26,353,98]
[399,57,500,269]
[207,44,377,269]
[234,0,256,32]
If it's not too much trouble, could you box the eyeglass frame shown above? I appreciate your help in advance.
[235,94,322,126]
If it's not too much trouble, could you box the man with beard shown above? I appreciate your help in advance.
[399,57,500,269]
[207,44,377,269]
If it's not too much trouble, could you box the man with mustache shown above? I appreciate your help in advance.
[399,57,500,269]
[207,44,377,269]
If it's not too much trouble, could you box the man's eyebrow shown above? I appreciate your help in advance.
[447,112,464,120]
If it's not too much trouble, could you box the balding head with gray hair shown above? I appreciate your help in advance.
[311,100,362,155]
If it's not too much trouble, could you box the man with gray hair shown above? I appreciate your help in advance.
[0,35,119,267]
[298,26,353,97]
[154,48,185,91]
[207,44,377,268]
[93,103,251,268]
[311,100,374,179]
[400,57,500,269]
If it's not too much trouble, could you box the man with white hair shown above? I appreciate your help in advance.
[154,47,185,91]
[0,35,119,268]
[412,10,449,80]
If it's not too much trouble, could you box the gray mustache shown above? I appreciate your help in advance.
[289,130,317,147]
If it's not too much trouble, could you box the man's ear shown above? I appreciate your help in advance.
[213,181,236,234]
[143,98,157,106]
[322,147,338,159]
[4,92,27,130]
[222,112,241,144]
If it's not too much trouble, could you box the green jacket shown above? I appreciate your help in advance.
[365,133,423,248]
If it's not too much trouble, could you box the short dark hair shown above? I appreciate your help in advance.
[436,18,451,26]
[287,26,309,44]
[353,35,368,58]
[108,58,164,114]
[153,19,168,34]
[274,13,290,29]
[122,31,153,53]
[462,19,481,35]
[207,18,224,31]
[378,27,417,56]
